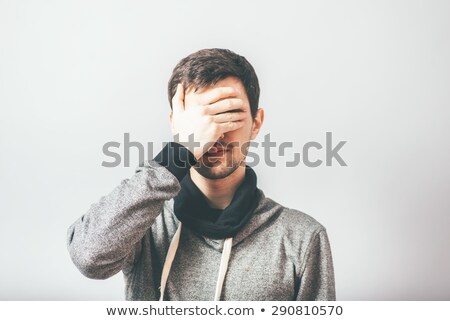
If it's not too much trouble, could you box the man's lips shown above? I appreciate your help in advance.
[206,148,228,154]
[206,145,230,155]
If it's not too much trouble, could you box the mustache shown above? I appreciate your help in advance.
[204,142,240,155]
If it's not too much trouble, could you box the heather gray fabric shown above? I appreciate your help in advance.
[67,160,336,300]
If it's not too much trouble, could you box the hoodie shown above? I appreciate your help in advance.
[66,143,336,300]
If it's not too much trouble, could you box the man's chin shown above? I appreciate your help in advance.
[193,162,241,180]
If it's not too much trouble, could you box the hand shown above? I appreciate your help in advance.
[170,83,246,160]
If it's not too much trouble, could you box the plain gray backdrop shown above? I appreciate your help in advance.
[1,0,449,300]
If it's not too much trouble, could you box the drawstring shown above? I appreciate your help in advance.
[158,221,183,301]
[214,234,233,300]
[159,222,233,301]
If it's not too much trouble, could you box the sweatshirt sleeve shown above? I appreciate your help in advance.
[66,142,197,280]
[296,228,336,301]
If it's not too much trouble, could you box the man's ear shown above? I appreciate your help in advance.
[250,108,264,140]
[169,110,174,133]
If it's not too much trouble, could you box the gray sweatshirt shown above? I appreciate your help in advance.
[67,159,336,300]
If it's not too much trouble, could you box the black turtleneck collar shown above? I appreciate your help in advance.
[173,166,261,239]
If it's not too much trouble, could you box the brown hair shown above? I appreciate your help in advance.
[168,48,260,119]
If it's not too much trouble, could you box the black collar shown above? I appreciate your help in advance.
[173,166,261,239]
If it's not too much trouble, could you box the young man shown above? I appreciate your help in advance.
[67,48,336,301]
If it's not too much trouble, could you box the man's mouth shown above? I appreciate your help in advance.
[206,143,230,156]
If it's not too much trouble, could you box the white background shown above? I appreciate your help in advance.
[0,0,449,300]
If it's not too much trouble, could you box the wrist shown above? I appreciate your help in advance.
[153,141,198,181]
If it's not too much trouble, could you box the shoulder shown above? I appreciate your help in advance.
[280,205,326,235]
[260,194,328,247]
[263,194,326,234]
[261,195,333,271]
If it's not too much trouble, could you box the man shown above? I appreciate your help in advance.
[67,48,336,301]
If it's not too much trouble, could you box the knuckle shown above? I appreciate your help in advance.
[222,87,233,97]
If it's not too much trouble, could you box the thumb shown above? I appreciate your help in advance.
[172,83,185,113]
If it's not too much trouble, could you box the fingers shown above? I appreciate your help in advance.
[198,87,239,106]
[172,83,185,113]
[212,110,247,123]
[205,98,246,115]
[217,120,245,134]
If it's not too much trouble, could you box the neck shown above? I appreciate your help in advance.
[189,165,246,210]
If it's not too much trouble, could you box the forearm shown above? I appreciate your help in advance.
[66,143,197,279]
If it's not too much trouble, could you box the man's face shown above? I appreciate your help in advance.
[184,76,262,179]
